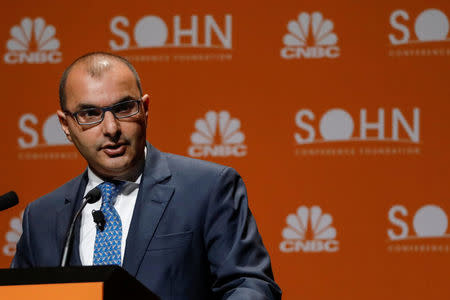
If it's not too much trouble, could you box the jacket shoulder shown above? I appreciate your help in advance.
[163,152,234,178]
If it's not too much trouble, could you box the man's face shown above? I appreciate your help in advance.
[57,61,149,180]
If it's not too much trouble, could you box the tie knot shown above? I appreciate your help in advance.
[98,181,123,204]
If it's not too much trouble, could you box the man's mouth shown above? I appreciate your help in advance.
[101,143,127,157]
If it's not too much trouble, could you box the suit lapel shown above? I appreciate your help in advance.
[55,172,88,267]
[122,144,174,276]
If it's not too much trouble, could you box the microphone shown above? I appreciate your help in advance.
[0,191,19,211]
[92,210,105,231]
[60,187,102,267]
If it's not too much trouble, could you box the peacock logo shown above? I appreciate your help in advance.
[3,211,23,256]
[188,111,247,157]
[281,12,340,59]
[280,206,339,253]
[4,17,62,64]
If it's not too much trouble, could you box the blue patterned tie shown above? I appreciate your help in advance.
[93,181,123,266]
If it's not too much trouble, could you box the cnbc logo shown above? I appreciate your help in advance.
[3,211,22,257]
[280,206,339,253]
[187,110,247,158]
[4,17,62,64]
[281,12,340,59]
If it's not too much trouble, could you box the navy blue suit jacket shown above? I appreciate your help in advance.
[12,144,281,299]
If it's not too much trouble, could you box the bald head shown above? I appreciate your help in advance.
[59,52,142,110]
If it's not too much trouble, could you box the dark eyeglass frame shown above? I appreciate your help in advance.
[64,99,142,125]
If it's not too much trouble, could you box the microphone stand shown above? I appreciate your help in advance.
[60,187,101,267]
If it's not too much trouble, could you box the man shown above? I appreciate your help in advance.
[12,52,281,299]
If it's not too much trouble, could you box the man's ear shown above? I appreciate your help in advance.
[142,94,150,119]
[56,110,73,143]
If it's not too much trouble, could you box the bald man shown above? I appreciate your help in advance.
[12,52,281,299]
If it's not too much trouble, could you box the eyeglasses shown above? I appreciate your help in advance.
[65,99,142,125]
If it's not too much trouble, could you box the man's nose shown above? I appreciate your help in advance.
[101,111,120,137]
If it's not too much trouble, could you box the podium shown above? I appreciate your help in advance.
[0,266,159,300]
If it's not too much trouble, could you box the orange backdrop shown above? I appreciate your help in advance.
[0,1,449,299]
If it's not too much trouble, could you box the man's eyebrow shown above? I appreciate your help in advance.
[78,103,97,110]
[76,96,137,110]
[115,96,136,103]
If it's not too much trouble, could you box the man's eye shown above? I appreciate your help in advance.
[80,109,101,117]
[114,102,134,113]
